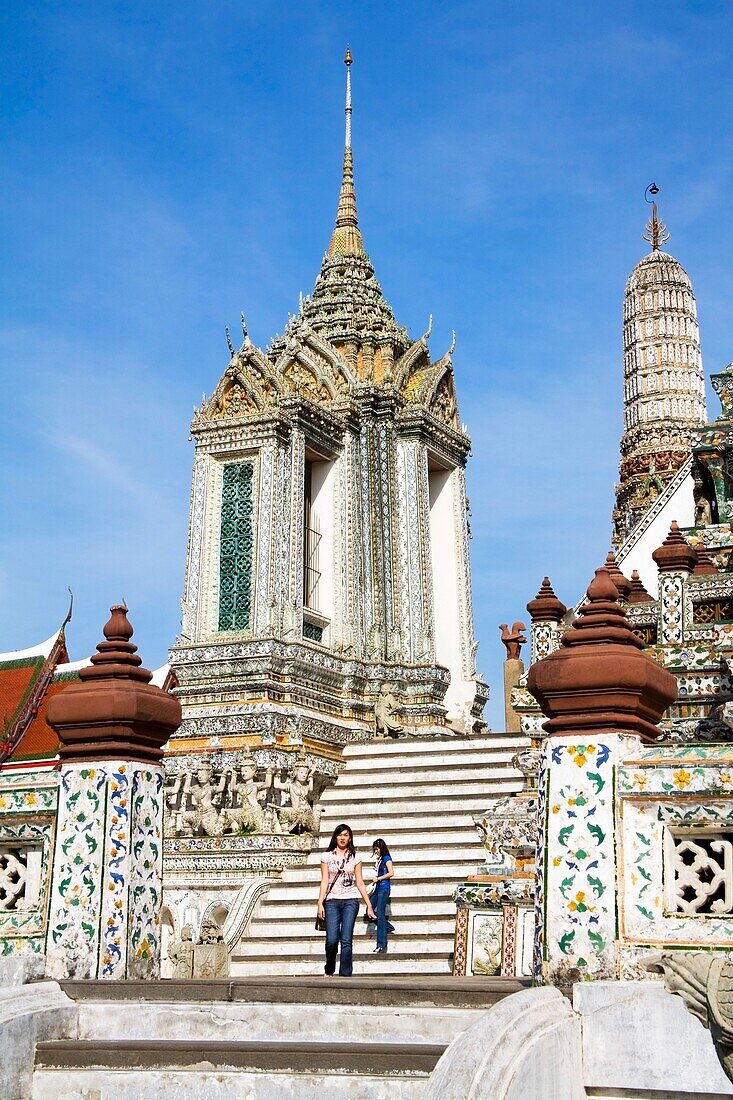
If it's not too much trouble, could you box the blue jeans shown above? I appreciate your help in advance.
[324,898,359,976]
[374,887,395,950]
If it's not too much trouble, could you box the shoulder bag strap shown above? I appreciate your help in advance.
[323,857,346,902]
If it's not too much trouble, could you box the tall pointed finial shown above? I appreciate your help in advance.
[329,49,364,257]
[344,47,353,150]
[643,183,669,251]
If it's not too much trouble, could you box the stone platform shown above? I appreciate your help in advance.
[31,976,527,1099]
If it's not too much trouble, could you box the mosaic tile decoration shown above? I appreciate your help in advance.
[47,762,164,979]
[541,737,627,980]
[618,746,733,948]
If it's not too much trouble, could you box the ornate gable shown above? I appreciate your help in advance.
[204,344,286,421]
[279,351,335,404]
[273,328,357,405]
[395,338,431,398]
[428,366,459,429]
[394,342,460,429]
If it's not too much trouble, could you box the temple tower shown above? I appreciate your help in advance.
[165,55,486,904]
[613,196,707,545]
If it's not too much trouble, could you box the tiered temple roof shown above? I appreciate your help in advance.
[268,51,410,362]
[197,53,461,434]
[0,615,74,770]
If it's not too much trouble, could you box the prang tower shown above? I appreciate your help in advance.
[613,199,707,545]
[169,54,487,761]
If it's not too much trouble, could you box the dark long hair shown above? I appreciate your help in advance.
[372,838,390,859]
[327,823,355,857]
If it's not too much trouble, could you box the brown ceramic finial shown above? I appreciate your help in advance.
[527,566,677,741]
[103,603,134,642]
[693,543,718,575]
[651,521,696,574]
[46,604,181,763]
[627,569,654,604]
[603,551,632,601]
[526,578,567,624]
[79,603,148,683]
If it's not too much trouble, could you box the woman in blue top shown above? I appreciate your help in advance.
[370,838,395,953]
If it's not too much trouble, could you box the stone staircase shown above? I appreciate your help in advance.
[32,976,528,1098]
[232,733,527,977]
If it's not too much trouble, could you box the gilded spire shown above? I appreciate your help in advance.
[643,201,670,251]
[269,48,408,356]
[329,49,365,257]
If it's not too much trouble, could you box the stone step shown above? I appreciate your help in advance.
[252,896,457,919]
[317,808,488,829]
[278,848,485,873]
[229,954,454,976]
[333,767,521,789]
[247,916,456,938]
[269,860,480,882]
[33,1067,429,1098]
[72,997,478,1047]
[342,736,527,757]
[260,880,460,902]
[34,1038,445,1076]
[60,975,526,1010]
[320,784,519,805]
[316,827,479,847]
[338,754,522,776]
[235,934,455,959]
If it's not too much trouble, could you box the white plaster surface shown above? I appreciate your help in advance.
[1,980,78,1100]
[616,467,695,594]
[31,1069,429,1099]
[428,465,472,720]
[575,979,733,1096]
[76,999,477,1046]
[423,986,585,1100]
[0,954,46,986]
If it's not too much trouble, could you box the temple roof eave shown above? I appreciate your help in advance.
[0,629,63,665]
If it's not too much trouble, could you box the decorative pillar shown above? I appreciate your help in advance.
[45,605,181,980]
[528,568,677,984]
[652,521,696,645]
[526,578,567,665]
[499,622,527,733]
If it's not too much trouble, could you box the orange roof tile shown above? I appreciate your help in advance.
[0,659,45,743]
[9,678,75,762]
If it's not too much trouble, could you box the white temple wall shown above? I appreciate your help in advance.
[428,463,473,717]
[617,467,695,594]
[306,455,336,625]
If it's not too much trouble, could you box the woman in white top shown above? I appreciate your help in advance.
[317,822,375,976]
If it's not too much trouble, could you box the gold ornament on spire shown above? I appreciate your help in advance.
[643,201,670,251]
[329,49,364,256]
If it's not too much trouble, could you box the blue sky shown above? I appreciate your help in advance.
[1,1,732,728]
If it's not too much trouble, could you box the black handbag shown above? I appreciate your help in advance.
[315,860,345,931]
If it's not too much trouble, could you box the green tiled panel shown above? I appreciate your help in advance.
[218,463,254,632]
